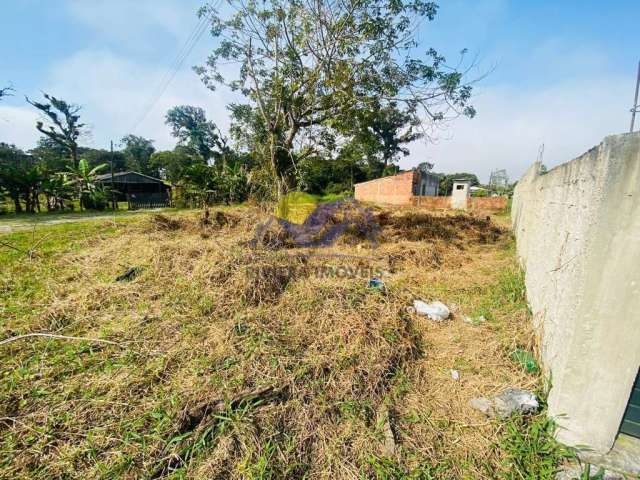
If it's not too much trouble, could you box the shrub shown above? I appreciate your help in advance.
[81,189,108,210]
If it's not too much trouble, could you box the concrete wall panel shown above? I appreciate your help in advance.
[512,132,640,453]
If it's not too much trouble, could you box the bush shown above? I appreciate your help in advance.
[81,189,108,210]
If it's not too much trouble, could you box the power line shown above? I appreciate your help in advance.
[128,15,208,134]
[630,60,640,133]
[128,4,218,135]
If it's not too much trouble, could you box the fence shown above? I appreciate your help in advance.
[128,193,171,210]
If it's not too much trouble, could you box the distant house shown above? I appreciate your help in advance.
[95,171,171,209]
[354,169,440,205]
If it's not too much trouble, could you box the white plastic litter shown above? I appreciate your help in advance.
[450,369,460,381]
[470,388,539,418]
[463,315,486,325]
[413,300,450,321]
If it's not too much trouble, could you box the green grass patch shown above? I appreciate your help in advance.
[497,414,575,480]
[274,191,352,223]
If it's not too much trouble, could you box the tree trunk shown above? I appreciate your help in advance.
[24,190,33,214]
[12,195,22,213]
[71,144,78,170]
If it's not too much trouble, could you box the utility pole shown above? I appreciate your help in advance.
[110,140,116,210]
[631,60,640,133]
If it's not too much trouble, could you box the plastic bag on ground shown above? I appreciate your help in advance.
[413,300,450,321]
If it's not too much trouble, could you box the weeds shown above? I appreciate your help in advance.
[0,207,554,479]
[497,414,575,480]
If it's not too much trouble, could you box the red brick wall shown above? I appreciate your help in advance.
[411,196,507,211]
[468,197,508,211]
[354,173,508,211]
[354,171,415,205]
[411,196,451,209]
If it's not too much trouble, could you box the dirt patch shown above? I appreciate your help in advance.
[377,211,504,244]
[149,213,184,231]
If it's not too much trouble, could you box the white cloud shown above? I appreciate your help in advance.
[14,48,240,151]
[400,74,633,183]
[0,105,41,148]
[65,0,202,47]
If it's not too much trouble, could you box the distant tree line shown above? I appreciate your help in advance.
[1,0,483,212]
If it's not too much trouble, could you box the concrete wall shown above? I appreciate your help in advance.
[512,132,640,453]
[451,181,470,209]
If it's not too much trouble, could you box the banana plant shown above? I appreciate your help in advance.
[66,158,108,211]
[41,173,74,211]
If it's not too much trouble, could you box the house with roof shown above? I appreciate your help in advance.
[95,171,171,209]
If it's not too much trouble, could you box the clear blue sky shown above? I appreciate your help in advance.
[1,0,639,181]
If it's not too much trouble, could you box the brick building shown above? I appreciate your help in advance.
[354,169,440,205]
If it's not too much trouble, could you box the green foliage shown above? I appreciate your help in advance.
[151,147,204,184]
[30,136,71,172]
[297,153,368,195]
[120,135,156,176]
[174,163,250,207]
[578,465,606,479]
[497,415,575,480]
[497,267,526,307]
[40,173,74,211]
[79,147,127,172]
[82,187,109,211]
[336,102,423,178]
[210,163,250,205]
[0,143,43,213]
[436,173,479,196]
[25,93,84,168]
[165,105,229,164]
[197,0,476,196]
[66,158,109,211]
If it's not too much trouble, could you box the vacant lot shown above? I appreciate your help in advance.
[0,206,568,479]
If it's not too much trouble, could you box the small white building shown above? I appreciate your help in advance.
[451,180,471,209]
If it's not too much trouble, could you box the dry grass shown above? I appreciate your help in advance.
[0,205,544,479]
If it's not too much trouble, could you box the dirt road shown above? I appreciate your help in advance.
[0,209,167,234]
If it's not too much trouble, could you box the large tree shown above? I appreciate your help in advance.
[338,102,423,179]
[121,135,156,175]
[30,136,72,172]
[165,105,229,165]
[80,147,127,172]
[196,0,476,197]
[150,146,204,184]
[25,93,85,169]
